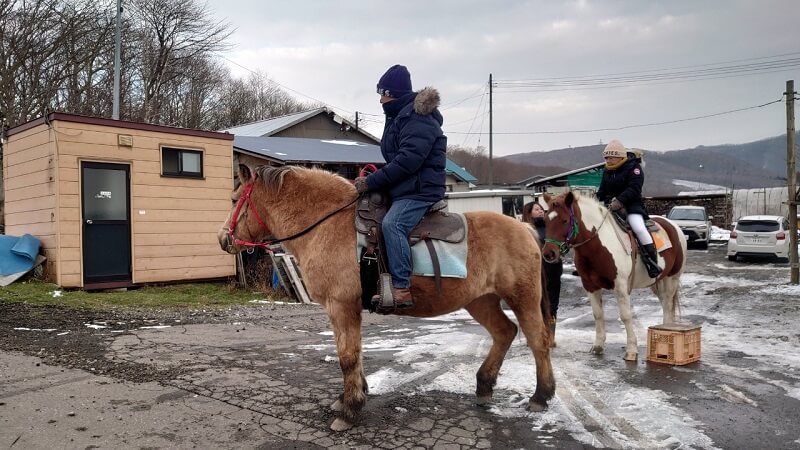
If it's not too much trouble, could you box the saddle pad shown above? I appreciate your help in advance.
[614,222,672,255]
[356,233,468,279]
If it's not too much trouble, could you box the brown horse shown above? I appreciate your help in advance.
[218,164,555,431]
[541,191,687,361]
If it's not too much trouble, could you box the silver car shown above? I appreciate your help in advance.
[727,215,791,262]
[667,206,711,249]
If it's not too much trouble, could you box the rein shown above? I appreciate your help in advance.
[545,205,611,255]
[228,182,358,252]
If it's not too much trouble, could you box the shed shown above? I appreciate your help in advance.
[3,113,235,289]
[525,162,604,195]
[446,189,538,219]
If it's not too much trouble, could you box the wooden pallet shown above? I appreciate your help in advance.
[269,252,312,304]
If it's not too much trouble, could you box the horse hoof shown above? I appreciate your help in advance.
[527,400,547,412]
[623,352,638,361]
[330,418,353,432]
[330,399,343,412]
[475,395,492,407]
[590,345,604,355]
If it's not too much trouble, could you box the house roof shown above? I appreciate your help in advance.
[234,136,384,165]
[222,107,380,143]
[233,136,478,183]
[525,162,605,188]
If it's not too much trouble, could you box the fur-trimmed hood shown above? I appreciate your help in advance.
[413,87,441,115]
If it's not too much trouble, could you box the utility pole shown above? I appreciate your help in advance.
[112,0,122,120]
[786,80,798,284]
[354,111,359,131]
[488,73,493,187]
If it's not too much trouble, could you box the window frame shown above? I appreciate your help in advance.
[161,146,204,179]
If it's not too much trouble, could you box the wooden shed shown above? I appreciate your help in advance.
[3,113,235,289]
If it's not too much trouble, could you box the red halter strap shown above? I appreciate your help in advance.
[228,183,271,249]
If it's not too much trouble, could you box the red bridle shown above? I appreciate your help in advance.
[228,182,271,249]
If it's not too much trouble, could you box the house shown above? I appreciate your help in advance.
[525,162,605,195]
[3,113,235,289]
[225,109,476,193]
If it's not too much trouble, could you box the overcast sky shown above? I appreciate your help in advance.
[209,0,800,156]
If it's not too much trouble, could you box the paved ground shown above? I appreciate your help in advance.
[2,244,799,449]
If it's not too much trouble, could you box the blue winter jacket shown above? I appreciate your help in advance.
[366,87,447,203]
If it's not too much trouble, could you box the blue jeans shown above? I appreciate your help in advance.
[382,198,433,289]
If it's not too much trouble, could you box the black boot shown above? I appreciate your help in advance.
[643,243,662,278]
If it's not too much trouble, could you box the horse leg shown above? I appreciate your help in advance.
[614,290,638,361]
[464,295,518,406]
[325,301,367,432]
[505,301,555,412]
[587,289,606,354]
[653,277,678,325]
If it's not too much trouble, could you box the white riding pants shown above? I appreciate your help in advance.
[627,213,653,245]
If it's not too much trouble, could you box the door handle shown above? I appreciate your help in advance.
[86,219,93,225]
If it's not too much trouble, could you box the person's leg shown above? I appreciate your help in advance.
[381,199,433,289]
[628,213,661,277]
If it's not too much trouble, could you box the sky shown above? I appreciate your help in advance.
[209,0,800,156]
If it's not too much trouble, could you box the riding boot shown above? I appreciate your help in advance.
[371,274,414,313]
[643,243,662,278]
[549,316,557,348]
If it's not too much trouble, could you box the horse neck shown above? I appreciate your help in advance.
[573,196,622,253]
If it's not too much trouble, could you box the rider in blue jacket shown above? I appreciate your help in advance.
[354,64,447,309]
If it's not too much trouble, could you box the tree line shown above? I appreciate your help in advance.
[447,145,566,185]
[0,0,312,131]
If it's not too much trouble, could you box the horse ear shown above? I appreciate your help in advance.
[238,164,252,184]
[565,191,575,206]
[543,193,551,204]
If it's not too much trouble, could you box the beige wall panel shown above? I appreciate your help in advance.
[59,194,80,208]
[135,244,227,258]
[55,122,232,152]
[59,220,81,237]
[133,172,231,189]
[56,141,151,162]
[60,234,80,248]
[5,142,52,166]
[37,234,57,249]
[6,124,49,144]
[134,160,233,179]
[5,221,55,236]
[135,254,233,271]
[60,273,82,288]
[132,185,230,200]
[59,207,81,222]
[135,264,234,283]
[60,260,81,276]
[4,183,55,202]
[5,157,52,179]
[132,197,232,211]
[58,247,81,262]
[134,221,222,235]
[59,167,79,182]
[58,180,80,196]
[3,196,56,214]
[3,169,54,189]
[135,232,220,246]
[133,209,229,223]
[4,209,56,224]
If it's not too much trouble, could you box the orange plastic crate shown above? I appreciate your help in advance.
[646,323,701,365]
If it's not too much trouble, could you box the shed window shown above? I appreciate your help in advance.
[162,147,203,178]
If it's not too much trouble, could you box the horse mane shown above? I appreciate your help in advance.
[255,165,296,192]
[254,164,355,200]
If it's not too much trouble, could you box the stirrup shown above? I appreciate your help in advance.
[371,274,398,314]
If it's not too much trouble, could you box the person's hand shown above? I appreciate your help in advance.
[354,177,368,194]
[610,197,623,211]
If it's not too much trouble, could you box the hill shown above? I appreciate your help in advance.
[497,132,800,196]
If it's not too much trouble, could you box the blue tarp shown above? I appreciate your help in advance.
[0,234,42,276]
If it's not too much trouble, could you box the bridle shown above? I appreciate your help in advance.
[544,204,610,256]
[227,181,358,252]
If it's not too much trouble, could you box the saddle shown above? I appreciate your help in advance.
[355,191,466,311]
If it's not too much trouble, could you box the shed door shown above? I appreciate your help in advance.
[81,162,131,285]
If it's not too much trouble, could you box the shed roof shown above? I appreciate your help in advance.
[525,162,605,188]
[445,160,478,183]
[222,107,380,143]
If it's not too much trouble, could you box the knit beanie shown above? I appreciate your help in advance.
[376,64,413,98]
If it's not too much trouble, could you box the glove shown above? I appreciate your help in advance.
[610,197,623,211]
[354,176,368,194]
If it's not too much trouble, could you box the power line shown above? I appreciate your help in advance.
[446,98,784,135]
[441,86,486,110]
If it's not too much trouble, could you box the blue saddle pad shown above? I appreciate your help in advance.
[0,234,42,276]
[356,233,468,279]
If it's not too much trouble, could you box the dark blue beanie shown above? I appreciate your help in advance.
[376,64,412,98]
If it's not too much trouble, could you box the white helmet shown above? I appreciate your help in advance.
[602,140,627,158]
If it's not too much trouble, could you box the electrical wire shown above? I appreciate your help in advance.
[441,86,487,111]
[446,98,784,136]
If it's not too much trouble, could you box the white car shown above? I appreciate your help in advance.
[667,205,711,249]
[727,215,791,262]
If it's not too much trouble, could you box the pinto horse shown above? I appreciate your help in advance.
[218,164,555,431]
[541,191,687,361]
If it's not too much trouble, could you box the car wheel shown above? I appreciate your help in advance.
[727,255,737,262]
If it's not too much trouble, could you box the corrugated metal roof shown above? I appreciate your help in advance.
[222,108,327,137]
[234,136,479,183]
[445,160,478,183]
[525,162,605,187]
[234,136,385,164]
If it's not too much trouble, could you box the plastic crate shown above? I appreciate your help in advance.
[646,323,701,365]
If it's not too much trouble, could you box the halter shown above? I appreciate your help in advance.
[544,205,610,255]
[227,181,359,252]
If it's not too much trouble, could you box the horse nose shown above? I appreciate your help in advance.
[542,248,559,263]
[219,232,233,253]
